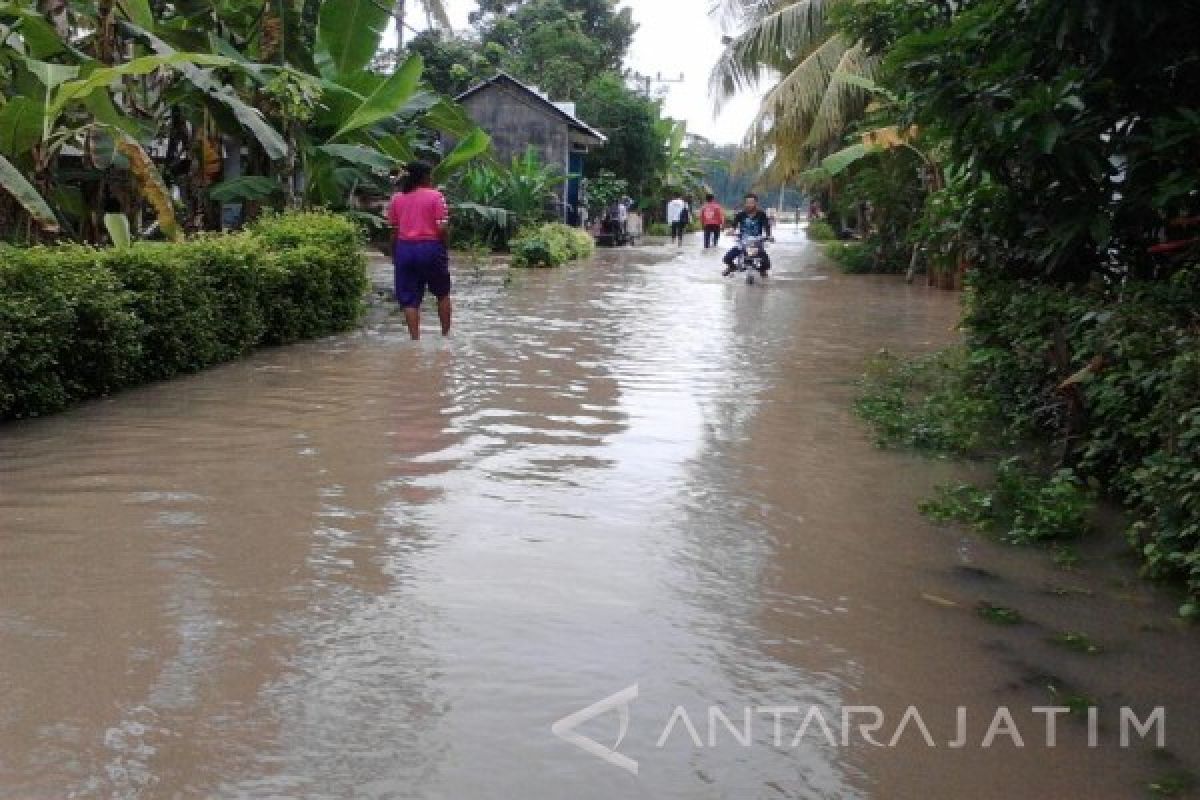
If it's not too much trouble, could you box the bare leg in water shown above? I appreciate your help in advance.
[402,297,452,341]
[403,307,422,340]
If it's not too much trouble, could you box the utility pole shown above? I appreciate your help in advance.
[629,70,685,98]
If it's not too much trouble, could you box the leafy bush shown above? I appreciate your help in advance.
[921,458,1095,545]
[827,241,878,274]
[0,245,141,415]
[860,268,1200,606]
[510,223,595,268]
[807,220,837,241]
[964,268,1200,607]
[0,212,366,420]
[450,147,566,238]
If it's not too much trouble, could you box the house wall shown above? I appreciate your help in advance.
[461,83,570,173]
[461,84,571,220]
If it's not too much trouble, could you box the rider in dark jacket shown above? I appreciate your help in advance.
[722,193,773,275]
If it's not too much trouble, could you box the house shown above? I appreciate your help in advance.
[456,72,607,225]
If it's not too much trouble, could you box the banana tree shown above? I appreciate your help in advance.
[0,0,291,239]
[0,0,490,240]
[657,119,710,196]
[4,46,277,240]
[294,2,487,211]
[178,0,488,213]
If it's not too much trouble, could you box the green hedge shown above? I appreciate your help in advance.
[806,220,837,241]
[965,268,1200,610]
[0,212,366,420]
[827,238,908,275]
[510,223,595,268]
[827,241,876,274]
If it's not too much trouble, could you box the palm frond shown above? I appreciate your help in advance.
[757,33,849,136]
[802,42,880,153]
[708,0,837,104]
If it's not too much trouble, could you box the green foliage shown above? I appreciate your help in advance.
[0,3,488,242]
[827,0,1200,609]
[692,141,768,210]
[656,119,711,205]
[878,0,1200,283]
[966,270,1200,602]
[1148,770,1197,798]
[510,223,595,268]
[921,458,1094,545]
[472,0,637,100]
[834,150,926,270]
[976,602,1022,625]
[404,30,499,97]
[449,147,567,248]
[827,241,878,274]
[0,245,140,415]
[576,73,666,200]
[855,348,1000,455]
[457,148,565,226]
[0,212,365,420]
[583,170,628,216]
[806,220,837,242]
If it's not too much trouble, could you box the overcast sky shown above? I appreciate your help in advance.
[394,0,765,146]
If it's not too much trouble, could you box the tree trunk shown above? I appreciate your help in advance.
[38,0,69,39]
[393,0,407,47]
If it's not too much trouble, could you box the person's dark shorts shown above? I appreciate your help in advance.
[393,240,450,309]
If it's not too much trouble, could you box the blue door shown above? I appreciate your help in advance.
[567,151,585,224]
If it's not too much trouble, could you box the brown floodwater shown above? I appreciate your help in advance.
[1,230,1196,799]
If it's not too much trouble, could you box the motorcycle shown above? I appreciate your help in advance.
[731,235,770,285]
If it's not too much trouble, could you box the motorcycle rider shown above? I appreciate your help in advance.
[722,193,774,276]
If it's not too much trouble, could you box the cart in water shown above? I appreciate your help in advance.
[593,210,642,247]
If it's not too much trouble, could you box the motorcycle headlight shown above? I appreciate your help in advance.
[747,247,760,256]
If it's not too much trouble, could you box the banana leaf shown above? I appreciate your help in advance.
[0,153,58,231]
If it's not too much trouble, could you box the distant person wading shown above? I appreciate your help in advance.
[667,194,689,247]
[388,162,453,340]
[700,194,725,249]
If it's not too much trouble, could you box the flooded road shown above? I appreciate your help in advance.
[1,231,1197,799]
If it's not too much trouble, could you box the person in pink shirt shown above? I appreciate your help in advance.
[700,193,725,249]
[387,161,452,340]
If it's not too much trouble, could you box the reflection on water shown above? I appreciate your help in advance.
[1,232,1196,799]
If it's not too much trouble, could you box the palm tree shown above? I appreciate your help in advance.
[393,0,452,47]
[709,0,879,182]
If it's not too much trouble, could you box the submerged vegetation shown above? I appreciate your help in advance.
[920,458,1094,546]
[855,349,999,456]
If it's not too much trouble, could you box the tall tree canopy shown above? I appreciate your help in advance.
[575,73,665,199]
[470,0,637,99]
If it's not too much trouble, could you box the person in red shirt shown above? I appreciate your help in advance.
[387,162,452,340]
[700,194,725,249]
